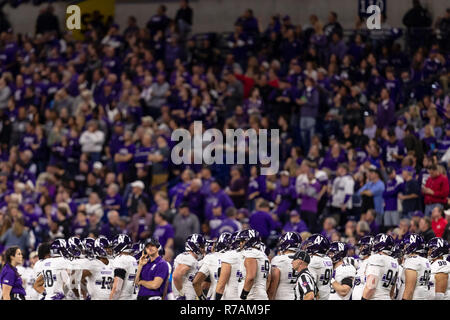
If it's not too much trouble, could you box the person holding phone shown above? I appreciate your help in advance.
[135,238,169,300]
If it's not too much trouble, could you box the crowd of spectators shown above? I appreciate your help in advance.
[0,0,449,263]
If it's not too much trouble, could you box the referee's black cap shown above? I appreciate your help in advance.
[288,250,311,264]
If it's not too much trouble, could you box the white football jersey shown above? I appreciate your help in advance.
[198,252,222,299]
[430,258,450,300]
[34,257,71,300]
[31,260,47,300]
[403,255,431,300]
[270,253,298,300]
[112,254,139,300]
[352,258,368,300]
[365,253,399,300]
[238,248,270,300]
[308,254,333,300]
[82,259,114,300]
[329,262,356,300]
[220,249,243,300]
[395,264,405,300]
[173,252,200,300]
[17,265,37,300]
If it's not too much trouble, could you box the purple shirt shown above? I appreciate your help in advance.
[283,221,308,234]
[0,264,26,296]
[204,190,234,221]
[137,256,169,297]
[249,210,276,240]
[153,224,174,248]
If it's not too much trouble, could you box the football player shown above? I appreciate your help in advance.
[427,237,450,300]
[215,231,243,300]
[362,233,399,300]
[109,234,138,300]
[328,242,356,300]
[17,251,39,300]
[304,234,333,300]
[391,243,405,300]
[193,234,231,300]
[31,242,52,300]
[267,232,302,300]
[401,234,430,300]
[80,237,115,300]
[172,233,205,300]
[33,239,72,300]
[66,237,90,300]
[352,236,372,300]
[236,229,270,300]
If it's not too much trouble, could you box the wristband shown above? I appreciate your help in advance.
[361,297,368,300]
[198,293,207,300]
[240,289,249,300]
[215,293,223,300]
[330,278,336,285]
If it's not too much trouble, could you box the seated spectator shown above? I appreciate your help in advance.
[172,202,200,252]
[249,199,277,242]
[422,164,449,216]
[153,211,174,253]
[419,216,436,242]
[127,202,153,243]
[126,180,152,216]
[431,206,448,238]
[99,210,123,239]
[320,217,337,241]
[442,209,450,242]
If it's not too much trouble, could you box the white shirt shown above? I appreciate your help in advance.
[329,262,356,300]
[34,257,71,300]
[17,265,37,300]
[112,254,138,300]
[365,253,399,300]
[403,255,431,300]
[173,252,199,300]
[430,258,450,300]
[238,248,270,300]
[307,254,334,300]
[78,259,114,300]
[198,252,222,299]
[352,258,368,300]
[331,175,355,209]
[79,130,105,153]
[220,249,243,300]
[270,253,298,300]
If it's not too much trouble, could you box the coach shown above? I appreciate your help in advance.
[135,238,169,300]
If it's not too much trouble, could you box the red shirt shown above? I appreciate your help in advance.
[432,217,448,238]
[423,174,450,204]
[234,74,255,99]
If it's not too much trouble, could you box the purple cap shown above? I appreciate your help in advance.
[290,210,300,217]
[412,210,424,218]
[402,166,415,174]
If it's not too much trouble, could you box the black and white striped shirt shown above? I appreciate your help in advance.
[293,269,318,300]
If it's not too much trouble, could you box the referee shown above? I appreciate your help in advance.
[289,249,318,300]
[135,238,170,300]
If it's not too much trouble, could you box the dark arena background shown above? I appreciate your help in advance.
[0,0,449,312]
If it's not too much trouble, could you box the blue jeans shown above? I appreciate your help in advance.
[299,116,316,152]
[424,203,443,216]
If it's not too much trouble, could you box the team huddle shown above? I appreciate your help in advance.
[7,229,450,300]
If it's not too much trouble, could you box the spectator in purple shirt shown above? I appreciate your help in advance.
[362,209,380,235]
[99,210,123,239]
[376,88,396,129]
[204,181,234,221]
[127,202,153,243]
[212,207,241,239]
[320,217,338,241]
[297,168,322,233]
[272,170,297,224]
[283,210,308,234]
[249,199,277,242]
[153,211,174,252]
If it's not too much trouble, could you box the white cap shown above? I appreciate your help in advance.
[444,209,450,216]
[93,161,103,170]
[131,180,145,189]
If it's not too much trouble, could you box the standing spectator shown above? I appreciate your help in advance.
[422,164,450,216]
[376,88,396,129]
[419,216,435,242]
[272,171,297,224]
[172,202,200,253]
[297,168,322,233]
[329,164,354,227]
[56,205,72,239]
[283,210,308,234]
[430,207,448,238]
[357,167,385,226]
[249,199,277,242]
[402,0,432,51]
[399,166,421,218]
[127,202,153,242]
[323,11,343,39]
[298,77,319,153]
[225,166,247,209]
[35,5,60,35]
[79,120,105,162]
[145,73,170,119]
[203,181,234,222]
[382,167,403,230]
[223,70,244,117]
[0,78,11,110]
[146,5,171,37]
[153,211,174,253]
[214,207,242,237]
[175,0,193,41]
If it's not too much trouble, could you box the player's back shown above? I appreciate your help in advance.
[84,259,114,300]
[271,254,297,300]
[403,255,431,300]
[173,252,199,300]
[220,249,242,300]
[238,248,269,300]
[329,262,356,300]
[38,257,70,300]
[366,253,399,300]
[395,264,405,300]
[113,254,138,300]
[352,258,367,300]
[308,254,333,300]
[430,258,450,300]
[199,252,221,299]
